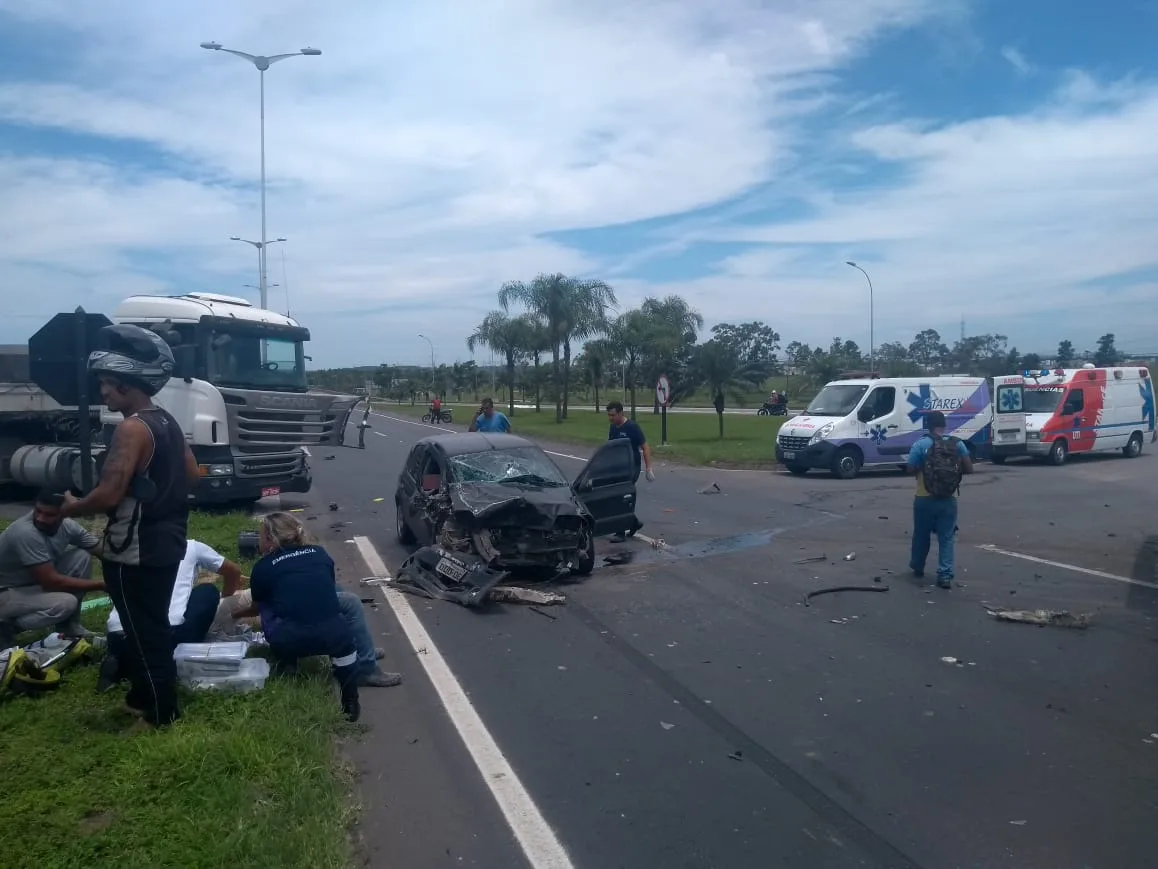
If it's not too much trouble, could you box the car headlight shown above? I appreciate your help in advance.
[809,423,834,444]
[200,463,233,476]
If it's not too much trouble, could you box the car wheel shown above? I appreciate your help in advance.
[830,447,862,480]
[785,463,809,475]
[573,527,596,576]
[1123,432,1144,458]
[395,502,415,545]
[1048,439,1068,466]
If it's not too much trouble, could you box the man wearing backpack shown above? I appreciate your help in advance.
[907,410,972,588]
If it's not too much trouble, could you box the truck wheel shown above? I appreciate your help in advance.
[785,464,809,476]
[1123,432,1144,458]
[1048,439,1068,466]
[830,447,862,480]
[395,502,415,545]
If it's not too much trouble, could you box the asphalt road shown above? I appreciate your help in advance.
[294,412,1158,869]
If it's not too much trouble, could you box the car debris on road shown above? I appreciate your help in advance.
[984,606,1093,629]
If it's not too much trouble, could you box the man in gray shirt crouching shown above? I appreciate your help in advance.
[0,490,106,649]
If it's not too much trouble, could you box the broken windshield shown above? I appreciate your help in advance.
[449,447,569,488]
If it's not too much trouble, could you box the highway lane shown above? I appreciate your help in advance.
[307,412,1158,869]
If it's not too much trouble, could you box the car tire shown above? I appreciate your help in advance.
[395,502,416,545]
[830,447,862,480]
[573,527,596,576]
[1048,439,1068,466]
[1123,432,1144,458]
[785,463,809,475]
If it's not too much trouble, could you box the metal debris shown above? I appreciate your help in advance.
[794,554,827,564]
[804,584,890,606]
[843,552,856,561]
[986,607,1092,629]
[490,587,567,606]
[529,606,558,621]
[328,502,339,511]
[697,482,722,495]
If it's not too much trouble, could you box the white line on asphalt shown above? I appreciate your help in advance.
[976,544,1158,590]
[352,535,575,869]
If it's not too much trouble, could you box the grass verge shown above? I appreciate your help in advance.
[380,402,786,467]
[0,510,357,869]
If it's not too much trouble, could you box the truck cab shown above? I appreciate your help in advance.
[103,292,357,503]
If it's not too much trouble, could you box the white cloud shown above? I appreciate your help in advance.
[1000,46,1036,76]
[2,1,1153,367]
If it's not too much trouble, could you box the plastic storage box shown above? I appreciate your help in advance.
[182,656,270,694]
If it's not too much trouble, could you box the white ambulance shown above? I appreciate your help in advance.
[1001,364,1155,465]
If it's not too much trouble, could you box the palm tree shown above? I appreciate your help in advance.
[467,312,533,416]
[608,310,652,419]
[640,295,704,411]
[523,318,551,413]
[583,338,614,411]
[498,273,617,423]
[694,339,771,439]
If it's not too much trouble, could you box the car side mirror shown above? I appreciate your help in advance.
[173,345,196,381]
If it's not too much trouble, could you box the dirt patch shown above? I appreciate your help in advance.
[78,810,115,836]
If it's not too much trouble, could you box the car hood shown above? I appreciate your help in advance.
[450,481,583,524]
[779,415,838,438]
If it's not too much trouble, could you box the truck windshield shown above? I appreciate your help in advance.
[1023,387,1065,413]
[207,331,308,392]
[806,384,869,417]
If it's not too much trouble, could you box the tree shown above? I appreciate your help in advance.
[827,338,865,372]
[1094,333,1119,366]
[783,341,812,371]
[372,364,392,393]
[639,295,704,410]
[709,321,780,367]
[467,312,533,415]
[909,329,948,371]
[875,342,914,376]
[1005,347,1021,373]
[1021,352,1042,370]
[608,309,652,419]
[1056,339,1074,367]
[498,273,617,423]
[693,340,771,438]
[582,338,614,412]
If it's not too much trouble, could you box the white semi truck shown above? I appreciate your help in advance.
[0,292,359,505]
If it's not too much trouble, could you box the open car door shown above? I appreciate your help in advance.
[991,374,1026,461]
[571,439,638,536]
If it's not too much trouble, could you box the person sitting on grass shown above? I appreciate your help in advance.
[97,538,245,694]
[231,512,361,721]
[214,584,402,688]
[0,490,106,651]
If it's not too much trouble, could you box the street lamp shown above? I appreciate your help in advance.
[201,41,320,311]
[230,237,286,304]
[845,261,875,374]
[243,283,279,292]
[417,334,435,391]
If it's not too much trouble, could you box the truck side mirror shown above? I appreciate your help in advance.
[173,345,196,381]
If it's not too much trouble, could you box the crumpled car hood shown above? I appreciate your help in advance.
[449,482,584,526]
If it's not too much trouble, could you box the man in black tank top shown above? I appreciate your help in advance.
[62,325,199,729]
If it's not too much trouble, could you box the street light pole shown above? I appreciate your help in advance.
[417,334,435,392]
[230,236,286,309]
[846,261,875,374]
[201,41,320,310]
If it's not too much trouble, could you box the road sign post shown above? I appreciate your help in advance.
[656,375,671,446]
[29,309,113,494]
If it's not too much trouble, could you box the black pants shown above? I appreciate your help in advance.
[103,560,181,726]
[268,615,360,717]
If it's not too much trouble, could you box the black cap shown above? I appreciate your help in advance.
[925,410,947,430]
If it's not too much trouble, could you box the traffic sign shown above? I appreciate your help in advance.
[29,310,113,406]
[656,375,671,407]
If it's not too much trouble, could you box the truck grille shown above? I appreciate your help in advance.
[237,451,304,480]
[778,435,811,451]
[222,390,357,451]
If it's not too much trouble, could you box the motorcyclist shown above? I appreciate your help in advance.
[430,395,442,424]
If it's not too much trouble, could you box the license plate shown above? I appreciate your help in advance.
[781,451,795,460]
[435,557,467,582]
[261,486,281,498]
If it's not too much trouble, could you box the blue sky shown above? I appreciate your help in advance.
[0,0,1155,367]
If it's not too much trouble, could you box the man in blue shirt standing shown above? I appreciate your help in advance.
[906,410,973,589]
[468,397,511,433]
[606,400,654,542]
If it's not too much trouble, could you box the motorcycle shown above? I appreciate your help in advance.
[757,400,788,417]
[421,408,454,424]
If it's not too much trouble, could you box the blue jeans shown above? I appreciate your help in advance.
[910,497,958,580]
[336,591,377,676]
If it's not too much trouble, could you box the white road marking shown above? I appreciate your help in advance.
[977,544,1158,590]
[352,535,575,869]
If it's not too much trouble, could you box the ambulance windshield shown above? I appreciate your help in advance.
[1023,387,1064,413]
[806,383,869,417]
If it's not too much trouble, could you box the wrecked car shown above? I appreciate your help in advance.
[394,433,638,576]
